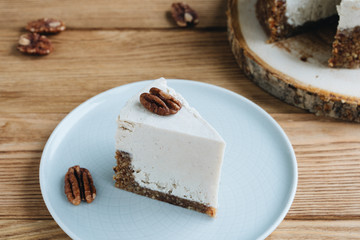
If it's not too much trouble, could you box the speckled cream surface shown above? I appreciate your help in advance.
[115,78,226,207]
[285,0,340,26]
[337,0,360,29]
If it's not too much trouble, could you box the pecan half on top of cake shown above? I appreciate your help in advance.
[140,87,182,116]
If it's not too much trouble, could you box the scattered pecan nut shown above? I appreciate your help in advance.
[171,2,199,27]
[65,165,96,205]
[26,18,66,34]
[17,33,53,55]
[140,87,182,116]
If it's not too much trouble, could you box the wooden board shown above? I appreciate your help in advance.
[227,0,360,122]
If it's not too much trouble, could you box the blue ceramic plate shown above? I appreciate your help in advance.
[40,79,297,240]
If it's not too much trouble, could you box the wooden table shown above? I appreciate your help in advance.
[1,0,360,239]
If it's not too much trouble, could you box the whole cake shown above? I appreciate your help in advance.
[256,0,360,68]
[113,78,226,217]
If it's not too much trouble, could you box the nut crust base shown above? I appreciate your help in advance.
[329,27,360,69]
[255,0,338,43]
[113,150,216,217]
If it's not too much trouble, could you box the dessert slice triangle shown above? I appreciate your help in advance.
[113,78,226,217]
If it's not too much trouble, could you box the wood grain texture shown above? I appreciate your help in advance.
[268,220,360,239]
[0,220,69,239]
[1,220,359,239]
[0,28,302,114]
[0,114,62,218]
[0,0,226,29]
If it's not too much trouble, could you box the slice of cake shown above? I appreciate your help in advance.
[329,0,360,68]
[113,78,226,217]
[256,0,340,43]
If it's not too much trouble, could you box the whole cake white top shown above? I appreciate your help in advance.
[337,0,360,30]
[286,0,340,27]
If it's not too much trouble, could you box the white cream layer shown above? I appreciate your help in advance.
[115,78,226,207]
[285,0,340,26]
[337,0,360,30]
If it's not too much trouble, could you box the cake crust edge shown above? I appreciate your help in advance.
[256,0,292,43]
[113,150,217,217]
[329,27,360,68]
[255,0,338,43]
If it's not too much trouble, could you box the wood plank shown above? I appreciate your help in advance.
[0,220,68,240]
[268,220,360,239]
[0,28,303,114]
[0,114,62,218]
[0,0,226,29]
[1,113,360,219]
[0,156,52,218]
[0,220,359,239]
[0,113,64,145]
[275,114,360,219]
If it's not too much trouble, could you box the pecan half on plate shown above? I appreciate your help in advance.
[65,165,96,205]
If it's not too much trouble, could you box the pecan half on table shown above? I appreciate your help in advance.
[17,33,53,55]
[171,2,199,27]
[64,165,96,205]
[26,18,66,34]
[140,87,182,116]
